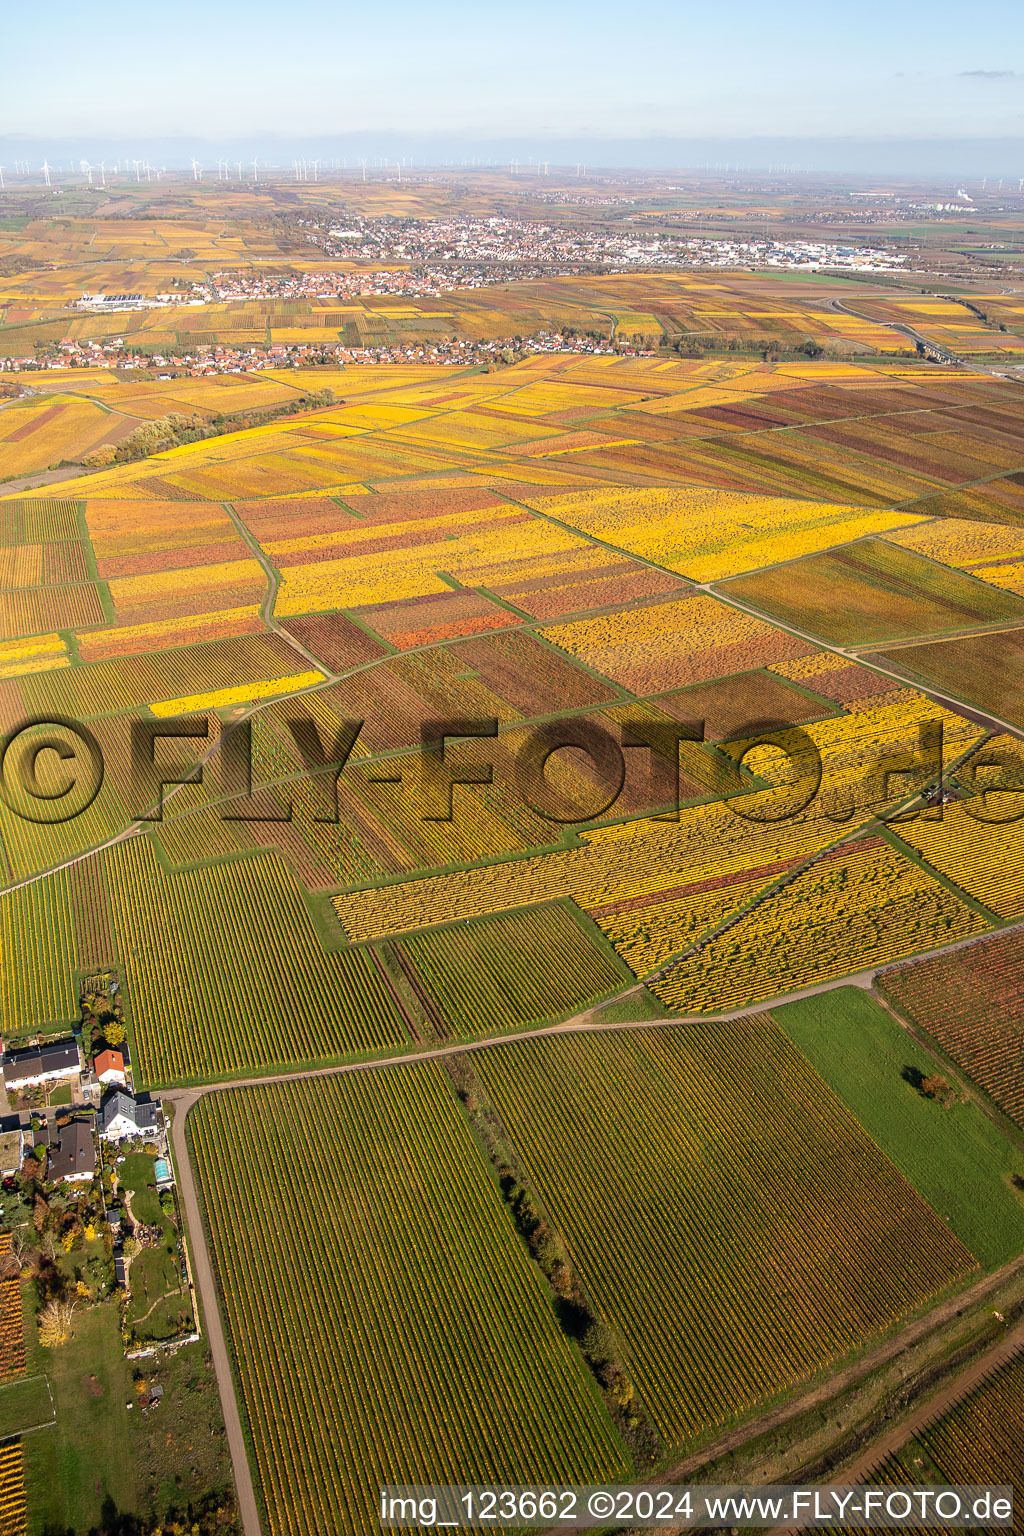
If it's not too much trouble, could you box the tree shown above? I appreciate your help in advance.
[0,1230,27,1277]
[38,1297,76,1348]
[104,1019,126,1047]
[920,1073,958,1106]
[581,1320,617,1370]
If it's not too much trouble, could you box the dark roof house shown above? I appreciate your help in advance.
[48,1121,96,1184]
[3,1041,80,1091]
[97,1091,160,1141]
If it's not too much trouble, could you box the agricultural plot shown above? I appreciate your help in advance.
[473,1017,976,1449]
[651,837,987,1014]
[0,349,1022,1100]
[720,539,1024,648]
[772,988,1024,1268]
[881,928,1024,1130]
[770,651,917,713]
[525,485,924,582]
[892,800,1024,920]
[0,395,131,478]
[333,696,980,950]
[873,627,1024,728]
[542,593,811,695]
[0,1239,25,1383]
[0,871,79,1035]
[188,1068,627,1536]
[652,667,836,740]
[354,588,521,648]
[398,903,631,1035]
[871,1349,1024,1491]
[105,837,409,1086]
[883,517,1024,571]
[0,1442,26,1536]
[18,630,306,718]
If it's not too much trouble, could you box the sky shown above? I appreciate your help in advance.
[4,0,1023,147]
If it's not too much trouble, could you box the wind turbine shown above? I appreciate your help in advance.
[132,158,142,181]
[41,160,51,187]
[251,156,259,183]
[0,168,5,190]
[98,161,106,187]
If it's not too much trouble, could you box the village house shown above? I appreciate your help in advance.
[93,1048,127,1087]
[2,1040,81,1093]
[48,1121,97,1185]
[0,1115,27,1177]
[97,1090,160,1142]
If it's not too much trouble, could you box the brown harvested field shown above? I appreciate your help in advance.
[95,539,252,580]
[652,668,835,741]
[278,611,390,671]
[872,626,1024,725]
[720,539,1024,647]
[355,588,521,648]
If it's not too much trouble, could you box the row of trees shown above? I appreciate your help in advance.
[444,1053,659,1464]
[82,388,338,468]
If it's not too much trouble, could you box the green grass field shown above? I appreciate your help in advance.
[772,987,1024,1267]
[0,1375,52,1439]
[20,1290,233,1535]
[22,1300,136,1536]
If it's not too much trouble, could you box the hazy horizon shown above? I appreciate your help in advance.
[1,134,1022,181]
[5,0,1022,152]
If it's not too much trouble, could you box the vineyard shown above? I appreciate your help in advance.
[18,631,307,719]
[473,1017,976,1448]
[720,538,1024,648]
[524,485,924,582]
[871,1347,1024,1491]
[397,903,631,1035]
[0,1238,25,1382]
[0,1442,25,1536]
[892,802,1024,919]
[105,838,409,1086]
[542,592,811,695]
[880,929,1024,1130]
[0,872,78,1036]
[188,1068,627,1536]
[651,837,987,1013]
